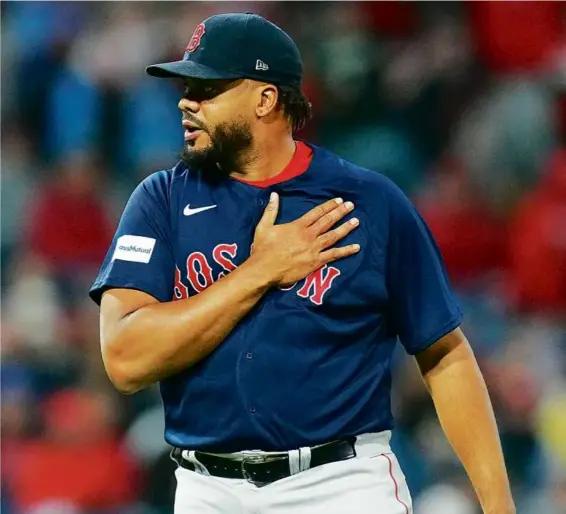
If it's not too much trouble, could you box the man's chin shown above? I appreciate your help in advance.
[180,145,211,165]
[184,135,211,152]
[180,144,228,180]
[180,118,253,178]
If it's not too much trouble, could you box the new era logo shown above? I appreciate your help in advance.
[255,59,269,71]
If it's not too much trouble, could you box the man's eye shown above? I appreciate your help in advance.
[203,86,218,96]
[183,86,217,99]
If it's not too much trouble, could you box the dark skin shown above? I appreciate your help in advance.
[178,77,297,181]
[99,77,514,514]
[415,328,515,514]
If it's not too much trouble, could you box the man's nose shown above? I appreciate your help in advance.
[178,97,200,113]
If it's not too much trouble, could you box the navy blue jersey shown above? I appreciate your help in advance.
[90,141,462,452]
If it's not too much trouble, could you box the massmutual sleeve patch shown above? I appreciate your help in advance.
[89,172,175,305]
[112,235,156,264]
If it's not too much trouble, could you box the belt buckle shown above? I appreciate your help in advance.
[241,454,267,484]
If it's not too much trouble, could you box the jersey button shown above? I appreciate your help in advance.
[249,407,256,413]
[246,352,253,359]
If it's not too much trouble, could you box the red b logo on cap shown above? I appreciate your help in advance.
[186,23,205,52]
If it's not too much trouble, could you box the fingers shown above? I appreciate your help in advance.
[298,198,345,227]
[319,243,361,265]
[310,200,355,235]
[256,192,280,229]
[317,217,359,249]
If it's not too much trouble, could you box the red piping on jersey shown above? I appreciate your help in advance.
[231,140,313,188]
[381,453,410,514]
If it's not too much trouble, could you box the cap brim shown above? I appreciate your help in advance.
[146,59,243,80]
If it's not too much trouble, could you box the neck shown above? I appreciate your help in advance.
[230,131,296,182]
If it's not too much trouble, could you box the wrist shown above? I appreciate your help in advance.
[482,499,516,514]
[242,254,278,289]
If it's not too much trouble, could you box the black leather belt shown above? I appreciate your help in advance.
[171,437,357,485]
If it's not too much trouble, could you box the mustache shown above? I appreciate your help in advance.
[183,116,207,131]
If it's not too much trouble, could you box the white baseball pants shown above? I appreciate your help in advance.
[173,432,413,514]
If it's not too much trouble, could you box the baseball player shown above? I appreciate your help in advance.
[89,12,515,514]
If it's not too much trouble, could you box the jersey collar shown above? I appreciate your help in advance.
[231,140,313,188]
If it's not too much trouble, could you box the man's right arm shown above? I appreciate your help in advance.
[101,257,273,394]
[100,194,359,394]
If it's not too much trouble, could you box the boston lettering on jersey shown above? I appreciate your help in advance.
[89,141,462,452]
[174,244,339,306]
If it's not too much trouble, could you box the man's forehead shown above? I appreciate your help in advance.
[183,77,228,87]
[184,77,254,90]
[189,77,272,87]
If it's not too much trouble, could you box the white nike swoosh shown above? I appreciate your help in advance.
[183,204,217,216]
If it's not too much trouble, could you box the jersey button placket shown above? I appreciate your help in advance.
[242,192,268,418]
[257,189,272,209]
[243,350,256,414]
[249,190,270,228]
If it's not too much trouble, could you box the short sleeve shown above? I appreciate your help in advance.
[89,171,175,305]
[385,183,463,355]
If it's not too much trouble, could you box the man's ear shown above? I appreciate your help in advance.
[255,84,279,119]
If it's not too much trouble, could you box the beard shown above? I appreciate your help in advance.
[180,118,254,181]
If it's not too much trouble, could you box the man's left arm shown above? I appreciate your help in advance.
[415,327,515,514]
[381,179,515,513]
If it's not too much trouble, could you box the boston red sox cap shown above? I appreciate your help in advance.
[146,12,303,87]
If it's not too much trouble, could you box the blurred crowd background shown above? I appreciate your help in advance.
[1,2,566,513]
